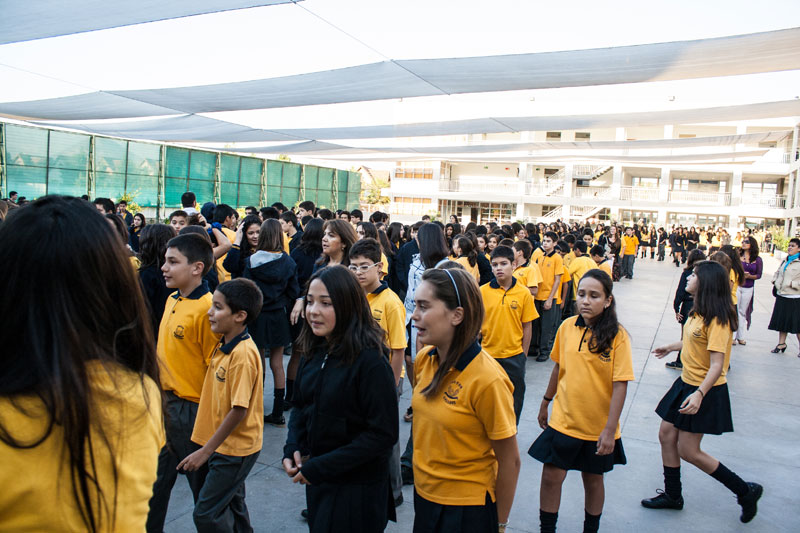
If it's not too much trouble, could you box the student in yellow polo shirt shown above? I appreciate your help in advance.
[179,278,264,531]
[568,241,598,304]
[531,232,563,362]
[148,234,221,532]
[512,239,542,297]
[530,269,633,533]
[349,238,407,506]
[590,245,612,277]
[481,245,538,424]
[411,268,520,533]
[556,241,572,319]
[620,227,639,280]
[0,197,164,532]
[645,261,762,524]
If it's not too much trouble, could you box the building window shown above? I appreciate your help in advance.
[392,196,432,215]
[546,131,561,141]
[575,132,590,140]
[395,161,435,180]
[631,177,659,188]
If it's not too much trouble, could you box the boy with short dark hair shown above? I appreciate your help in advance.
[178,278,264,532]
[621,227,639,279]
[512,239,542,297]
[350,209,364,224]
[481,245,537,424]
[565,241,596,319]
[280,211,302,252]
[590,244,613,277]
[211,204,238,282]
[297,200,315,219]
[147,234,221,532]
[530,231,563,362]
[181,191,198,215]
[169,210,189,232]
[348,238,406,505]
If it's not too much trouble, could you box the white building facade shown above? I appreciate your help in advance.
[388,122,800,232]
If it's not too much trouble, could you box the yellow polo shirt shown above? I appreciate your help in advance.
[622,235,639,256]
[531,247,544,264]
[192,331,263,456]
[366,283,407,351]
[730,270,738,305]
[215,227,237,283]
[549,316,634,440]
[412,343,516,506]
[568,255,597,300]
[455,256,480,281]
[480,278,538,359]
[563,251,576,269]
[596,259,612,278]
[535,251,564,302]
[558,263,570,305]
[158,284,221,403]
[513,261,543,290]
[0,361,164,531]
[681,314,733,387]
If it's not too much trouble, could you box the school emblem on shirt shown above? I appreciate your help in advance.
[372,309,383,323]
[510,300,519,310]
[215,366,226,382]
[692,328,702,338]
[173,325,185,340]
[598,350,611,363]
[443,380,463,405]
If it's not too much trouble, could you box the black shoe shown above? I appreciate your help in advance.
[641,490,684,510]
[264,413,285,426]
[394,494,404,507]
[401,465,414,486]
[665,360,682,369]
[527,352,539,358]
[536,353,549,362]
[301,509,309,520]
[738,482,763,523]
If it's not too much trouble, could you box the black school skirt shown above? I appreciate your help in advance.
[655,377,733,435]
[251,308,291,349]
[768,295,800,334]
[413,491,498,533]
[306,478,395,533]
[528,426,626,475]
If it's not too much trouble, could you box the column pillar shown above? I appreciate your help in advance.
[731,170,742,206]
[563,163,574,221]
[611,165,622,199]
[659,167,670,203]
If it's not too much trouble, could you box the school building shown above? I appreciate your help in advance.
[388,121,800,232]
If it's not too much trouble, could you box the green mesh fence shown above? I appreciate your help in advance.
[0,122,361,214]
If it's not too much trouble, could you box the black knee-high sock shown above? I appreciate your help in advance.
[664,465,682,499]
[272,388,285,417]
[540,510,558,533]
[710,463,748,498]
[583,511,601,533]
[285,379,295,403]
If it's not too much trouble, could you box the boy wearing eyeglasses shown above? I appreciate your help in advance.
[349,237,407,507]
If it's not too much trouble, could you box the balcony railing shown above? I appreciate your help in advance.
[668,190,731,206]
[574,186,612,199]
[526,179,565,196]
[738,194,787,209]
[439,180,520,194]
[620,186,659,202]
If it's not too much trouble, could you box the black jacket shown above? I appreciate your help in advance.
[138,264,173,336]
[476,251,494,286]
[673,268,694,319]
[284,346,398,486]
[291,245,321,292]
[392,240,418,302]
[222,244,252,279]
[243,251,299,312]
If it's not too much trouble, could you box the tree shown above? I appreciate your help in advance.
[362,178,390,206]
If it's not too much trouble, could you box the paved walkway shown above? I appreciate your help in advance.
[164,254,799,532]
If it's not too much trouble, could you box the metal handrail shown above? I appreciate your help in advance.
[668,190,731,205]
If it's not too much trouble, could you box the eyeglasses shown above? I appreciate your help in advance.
[348,263,380,273]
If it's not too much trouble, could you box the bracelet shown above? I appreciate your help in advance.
[696,389,705,398]
[543,395,553,402]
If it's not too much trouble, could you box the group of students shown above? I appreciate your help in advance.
[0,195,765,533]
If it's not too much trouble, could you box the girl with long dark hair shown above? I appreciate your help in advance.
[0,196,163,531]
[282,266,398,532]
[530,269,633,533]
[411,268,520,532]
[735,236,762,345]
[222,214,262,279]
[666,249,707,370]
[244,219,299,426]
[451,234,480,281]
[138,223,178,335]
[129,212,147,252]
[644,261,762,523]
